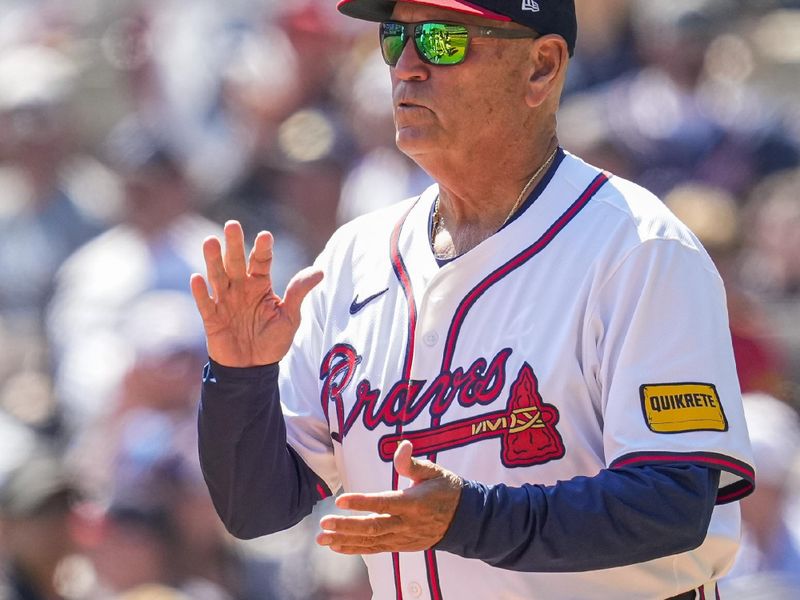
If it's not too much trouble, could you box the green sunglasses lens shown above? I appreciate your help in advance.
[416,23,469,65]
[380,22,407,66]
[380,22,470,66]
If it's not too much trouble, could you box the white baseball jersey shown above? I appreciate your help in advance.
[278,151,754,600]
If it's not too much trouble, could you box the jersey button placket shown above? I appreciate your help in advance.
[423,331,439,347]
[407,581,423,598]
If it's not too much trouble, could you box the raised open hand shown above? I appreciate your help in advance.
[190,220,323,367]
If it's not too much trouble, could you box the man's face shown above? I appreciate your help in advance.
[389,2,535,161]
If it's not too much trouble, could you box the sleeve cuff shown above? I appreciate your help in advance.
[435,479,489,554]
[609,451,755,505]
[204,358,280,382]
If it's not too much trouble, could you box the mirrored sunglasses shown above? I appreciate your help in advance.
[379,20,539,67]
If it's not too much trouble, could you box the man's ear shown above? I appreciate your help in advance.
[525,35,569,109]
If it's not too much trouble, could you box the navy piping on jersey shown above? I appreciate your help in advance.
[501,147,566,229]
[610,450,755,505]
[392,204,445,600]
[388,200,421,600]
[427,148,566,267]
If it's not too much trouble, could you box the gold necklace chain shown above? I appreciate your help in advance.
[432,146,559,238]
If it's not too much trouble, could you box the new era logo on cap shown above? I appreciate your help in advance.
[522,0,540,12]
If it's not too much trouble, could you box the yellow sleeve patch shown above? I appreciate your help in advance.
[640,383,728,434]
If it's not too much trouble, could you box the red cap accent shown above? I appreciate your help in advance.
[337,0,512,22]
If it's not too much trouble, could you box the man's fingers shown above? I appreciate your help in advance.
[319,513,402,537]
[282,267,324,318]
[318,536,404,555]
[190,274,215,320]
[248,231,274,278]
[394,440,441,483]
[223,221,247,281]
[202,236,229,299]
[317,530,398,549]
[324,545,370,555]
[316,528,432,554]
[335,491,403,514]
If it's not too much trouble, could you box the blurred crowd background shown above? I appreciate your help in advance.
[0,0,799,598]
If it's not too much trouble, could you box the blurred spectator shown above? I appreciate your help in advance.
[0,449,82,600]
[740,168,800,387]
[67,289,206,494]
[560,0,800,197]
[116,291,206,416]
[666,183,787,396]
[77,410,283,600]
[46,129,219,429]
[102,0,261,197]
[212,27,310,292]
[566,0,638,94]
[0,44,108,336]
[216,4,358,265]
[721,392,800,598]
[741,169,800,298]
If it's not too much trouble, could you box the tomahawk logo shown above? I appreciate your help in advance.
[379,363,565,468]
[522,0,540,12]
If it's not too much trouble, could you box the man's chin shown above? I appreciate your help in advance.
[395,127,438,158]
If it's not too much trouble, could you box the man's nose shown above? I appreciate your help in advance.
[393,37,429,81]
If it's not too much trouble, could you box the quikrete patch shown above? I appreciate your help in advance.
[640,383,728,433]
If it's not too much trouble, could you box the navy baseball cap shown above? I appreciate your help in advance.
[337,0,577,56]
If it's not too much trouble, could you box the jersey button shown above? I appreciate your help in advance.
[423,332,439,346]
[407,581,423,598]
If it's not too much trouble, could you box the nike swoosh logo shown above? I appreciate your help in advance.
[349,288,389,315]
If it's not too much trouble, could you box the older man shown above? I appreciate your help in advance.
[193,1,755,599]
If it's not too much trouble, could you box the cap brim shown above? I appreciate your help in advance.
[337,0,511,23]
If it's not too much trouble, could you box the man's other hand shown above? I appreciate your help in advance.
[316,441,463,554]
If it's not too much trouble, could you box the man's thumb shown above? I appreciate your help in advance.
[283,267,324,317]
[394,440,440,483]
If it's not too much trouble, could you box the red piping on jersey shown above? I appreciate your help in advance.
[425,550,443,600]
[391,205,419,387]
[419,172,609,599]
[716,482,753,504]
[388,200,421,600]
[315,483,328,500]
[390,202,419,480]
[611,452,754,477]
[610,451,755,505]
[439,171,609,374]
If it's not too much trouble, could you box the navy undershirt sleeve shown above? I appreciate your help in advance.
[435,464,720,572]
[197,359,331,540]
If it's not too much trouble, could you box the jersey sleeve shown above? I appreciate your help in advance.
[278,250,341,494]
[586,237,755,503]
